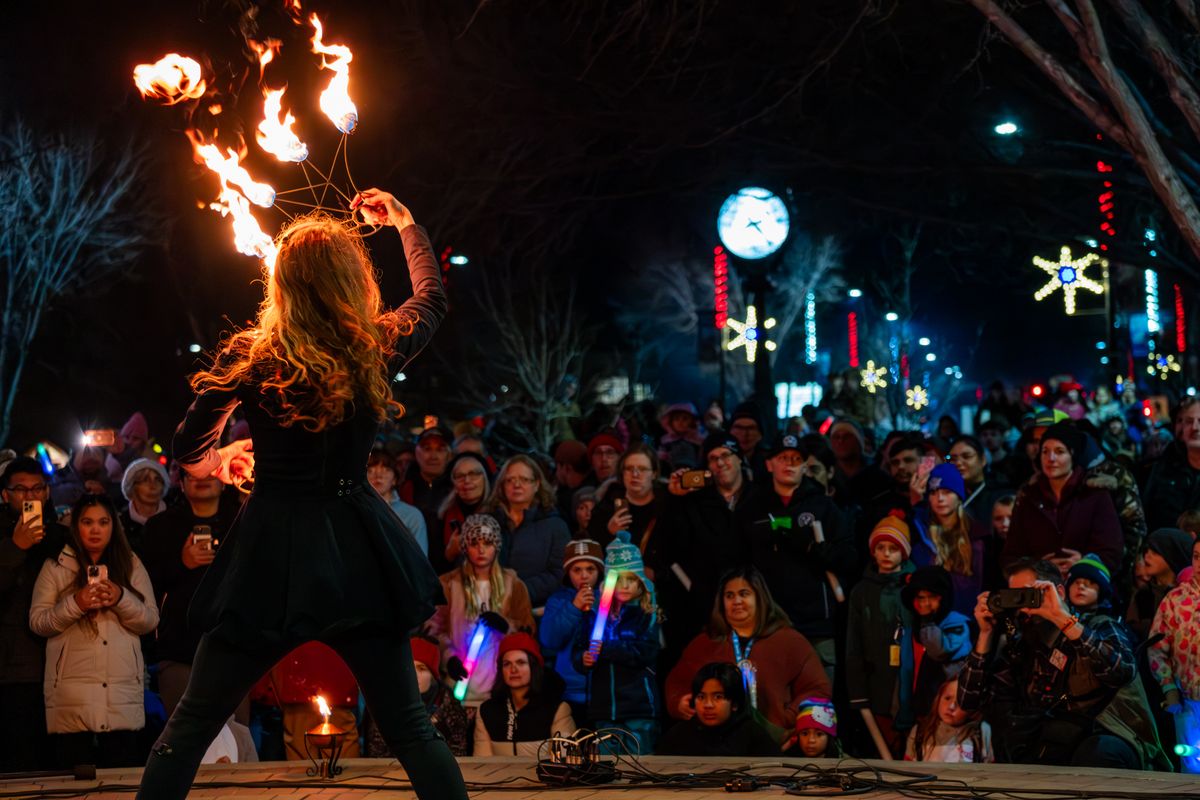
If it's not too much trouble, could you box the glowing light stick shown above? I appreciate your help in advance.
[1176,744,1199,757]
[589,570,621,647]
[36,444,54,475]
[453,620,489,701]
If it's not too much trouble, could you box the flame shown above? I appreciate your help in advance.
[257,87,309,163]
[249,38,282,80]
[133,54,206,105]
[208,103,223,116]
[310,14,358,134]
[187,133,276,208]
[284,0,304,23]
[314,695,332,718]
[209,187,277,271]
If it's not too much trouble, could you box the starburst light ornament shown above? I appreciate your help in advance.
[1148,352,1182,381]
[906,385,929,410]
[725,305,776,364]
[860,360,888,394]
[1031,246,1106,315]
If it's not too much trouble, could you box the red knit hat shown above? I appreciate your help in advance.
[410,637,441,674]
[587,432,625,459]
[497,632,543,667]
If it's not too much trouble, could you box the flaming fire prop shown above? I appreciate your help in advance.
[133,2,372,274]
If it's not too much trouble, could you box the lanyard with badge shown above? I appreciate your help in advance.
[732,630,759,708]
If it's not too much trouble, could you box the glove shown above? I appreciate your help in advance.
[1164,688,1183,714]
[446,656,468,682]
[480,611,509,634]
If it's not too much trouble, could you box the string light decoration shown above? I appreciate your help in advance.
[713,246,729,330]
[1148,352,1182,380]
[1096,155,1115,250]
[1031,246,1106,315]
[847,312,859,368]
[906,385,929,410]
[1176,283,1187,353]
[804,291,817,365]
[725,305,776,363]
[860,360,888,394]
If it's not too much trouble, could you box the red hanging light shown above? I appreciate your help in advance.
[847,312,859,367]
[1176,283,1187,352]
[713,246,729,330]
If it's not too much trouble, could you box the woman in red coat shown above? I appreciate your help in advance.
[665,566,830,741]
[1002,422,1124,578]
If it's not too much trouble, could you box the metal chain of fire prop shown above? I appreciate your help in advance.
[133,2,373,274]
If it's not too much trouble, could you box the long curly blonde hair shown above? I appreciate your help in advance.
[192,214,414,431]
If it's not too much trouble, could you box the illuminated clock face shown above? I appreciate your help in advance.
[717,187,790,260]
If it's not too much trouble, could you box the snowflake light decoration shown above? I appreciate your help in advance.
[906,385,929,410]
[725,305,776,363]
[1031,246,1106,315]
[1147,352,1181,381]
[860,360,888,394]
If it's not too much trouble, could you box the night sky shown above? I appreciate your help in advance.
[1,1,1187,450]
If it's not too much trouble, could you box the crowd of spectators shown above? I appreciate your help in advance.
[1,378,1199,774]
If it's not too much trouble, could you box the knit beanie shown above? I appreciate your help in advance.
[563,538,605,570]
[1040,421,1086,463]
[1147,528,1194,577]
[554,440,589,473]
[570,487,597,519]
[926,462,965,500]
[869,511,912,558]
[1032,408,1069,430]
[120,458,169,502]
[497,632,544,667]
[901,565,955,622]
[121,411,149,442]
[795,697,837,736]
[1066,553,1112,602]
[587,431,625,459]
[461,514,502,549]
[830,419,867,453]
[410,637,441,675]
[729,402,763,433]
[701,431,741,462]
[659,402,700,428]
[605,529,655,596]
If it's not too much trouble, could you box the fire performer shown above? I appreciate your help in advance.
[137,189,468,799]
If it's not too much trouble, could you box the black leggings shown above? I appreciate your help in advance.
[136,630,468,800]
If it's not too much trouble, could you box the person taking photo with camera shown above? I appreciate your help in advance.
[958,558,1168,770]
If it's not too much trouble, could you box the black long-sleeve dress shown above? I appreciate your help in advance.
[172,225,445,651]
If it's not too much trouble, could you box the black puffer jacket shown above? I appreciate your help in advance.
[1141,441,1200,532]
[0,507,66,684]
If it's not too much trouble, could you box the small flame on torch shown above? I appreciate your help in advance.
[188,134,277,208]
[314,695,332,723]
[248,38,281,80]
[310,14,358,134]
[133,54,207,105]
[257,87,309,163]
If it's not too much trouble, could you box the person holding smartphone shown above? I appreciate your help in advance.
[0,457,68,771]
[137,191,467,800]
[29,493,158,769]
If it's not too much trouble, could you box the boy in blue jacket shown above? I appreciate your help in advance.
[900,565,972,725]
[540,539,605,724]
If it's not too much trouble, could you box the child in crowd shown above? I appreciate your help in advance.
[364,636,470,757]
[656,662,780,757]
[783,697,841,758]
[1177,509,1200,542]
[571,488,597,539]
[427,514,534,707]
[1067,553,1116,617]
[1128,528,1193,641]
[474,634,575,757]
[540,539,605,723]
[1150,536,1200,774]
[905,678,993,763]
[574,530,661,754]
[846,512,915,756]
[984,495,1015,590]
[910,464,985,616]
[900,566,971,719]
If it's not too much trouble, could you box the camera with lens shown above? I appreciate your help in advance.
[987,587,1043,633]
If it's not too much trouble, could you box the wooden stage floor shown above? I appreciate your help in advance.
[3,756,1199,799]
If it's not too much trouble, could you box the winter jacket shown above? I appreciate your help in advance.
[29,546,158,734]
[958,613,1169,770]
[846,561,915,722]
[473,696,575,757]
[0,506,67,685]
[140,498,239,665]
[497,506,570,607]
[573,603,660,722]
[653,483,750,654]
[1126,581,1171,643]
[539,587,589,705]
[1149,578,1200,700]
[664,627,830,734]
[909,507,988,618]
[739,478,857,639]
[426,568,533,705]
[1082,436,1147,594]
[1141,441,1200,532]
[1004,469,1124,575]
[587,481,665,553]
[656,713,781,757]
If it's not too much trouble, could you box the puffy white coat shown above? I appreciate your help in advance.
[29,546,159,734]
